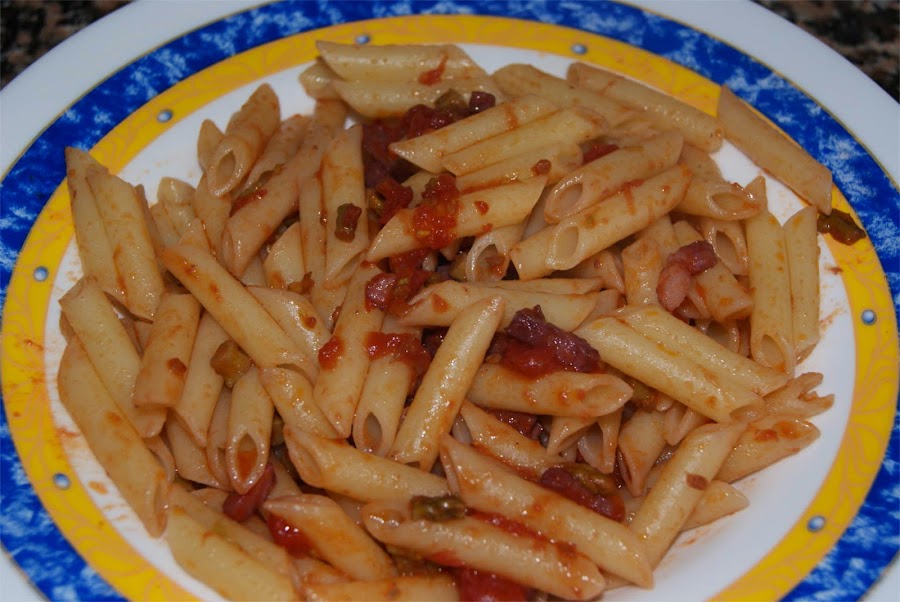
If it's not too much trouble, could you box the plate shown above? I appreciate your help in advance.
[1,1,897,600]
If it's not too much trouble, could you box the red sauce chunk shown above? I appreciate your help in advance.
[657,240,719,312]
[365,272,399,311]
[222,463,275,522]
[685,473,709,490]
[413,174,461,249]
[362,93,495,226]
[266,513,314,557]
[492,335,569,378]
[538,465,625,521]
[455,567,530,602]
[494,306,600,376]
[335,203,363,242]
[432,294,450,313]
[364,331,432,376]
[582,141,619,164]
[531,159,552,176]
[754,428,778,442]
[230,188,267,215]
[166,357,187,376]
[422,328,447,357]
[418,55,448,85]
[375,177,414,225]
[485,409,541,439]
[468,91,496,114]
[365,249,444,316]
[427,550,465,568]
[318,336,344,370]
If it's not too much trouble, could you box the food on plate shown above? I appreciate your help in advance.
[56,40,842,600]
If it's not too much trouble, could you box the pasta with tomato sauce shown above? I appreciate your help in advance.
[55,40,847,601]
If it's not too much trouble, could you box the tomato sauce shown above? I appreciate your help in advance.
[318,336,344,370]
[489,306,601,377]
[468,510,542,540]
[581,141,618,164]
[418,55,448,85]
[230,188,267,215]
[494,335,570,378]
[413,174,461,249]
[455,567,530,602]
[364,331,432,376]
[222,463,276,522]
[266,513,314,557]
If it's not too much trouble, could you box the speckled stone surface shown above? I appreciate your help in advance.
[1,0,899,99]
[757,0,899,101]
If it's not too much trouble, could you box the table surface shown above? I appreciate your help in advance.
[1,0,898,100]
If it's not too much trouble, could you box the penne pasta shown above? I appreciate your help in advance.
[567,62,723,152]
[313,262,386,437]
[207,83,281,196]
[492,63,635,127]
[333,77,502,120]
[784,205,821,360]
[512,165,691,280]
[226,367,274,493]
[317,40,487,82]
[390,296,505,471]
[88,168,165,320]
[284,427,449,502]
[466,364,632,418]
[440,436,653,588]
[744,179,796,374]
[390,94,558,173]
[629,421,745,566]
[59,277,167,437]
[162,242,306,369]
[167,507,296,601]
[132,292,201,408]
[264,495,397,580]
[64,147,125,304]
[244,114,308,189]
[459,401,563,480]
[543,131,684,222]
[58,340,169,536]
[367,177,546,261]
[362,499,606,600]
[717,86,833,213]
[303,575,458,602]
[322,124,369,284]
[399,278,598,331]
[576,311,762,422]
[717,414,820,483]
[441,107,607,175]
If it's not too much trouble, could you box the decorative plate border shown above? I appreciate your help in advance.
[1,1,897,601]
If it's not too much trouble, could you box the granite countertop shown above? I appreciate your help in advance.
[1,0,898,100]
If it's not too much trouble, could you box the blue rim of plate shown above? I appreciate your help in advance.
[0,1,897,600]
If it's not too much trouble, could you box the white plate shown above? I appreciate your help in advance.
[1,1,897,600]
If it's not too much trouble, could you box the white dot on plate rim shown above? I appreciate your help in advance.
[33,266,49,281]
[806,515,826,532]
